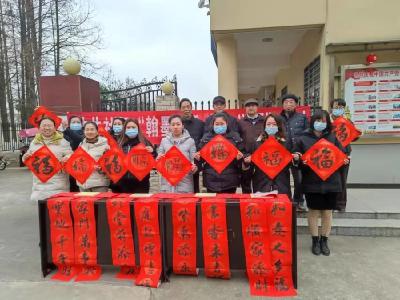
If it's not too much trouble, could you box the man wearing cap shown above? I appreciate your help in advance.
[180,98,205,193]
[204,96,240,134]
[280,93,309,210]
[238,98,265,193]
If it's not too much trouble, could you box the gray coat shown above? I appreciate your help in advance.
[157,130,196,193]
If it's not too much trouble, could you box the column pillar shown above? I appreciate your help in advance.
[216,35,238,101]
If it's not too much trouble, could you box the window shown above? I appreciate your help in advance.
[304,56,320,108]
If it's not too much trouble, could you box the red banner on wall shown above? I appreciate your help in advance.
[201,198,230,279]
[134,198,162,287]
[172,198,198,275]
[67,107,310,145]
[47,196,78,281]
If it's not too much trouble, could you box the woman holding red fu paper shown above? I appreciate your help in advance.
[293,110,349,256]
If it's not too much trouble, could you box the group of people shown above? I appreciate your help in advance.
[23,94,355,256]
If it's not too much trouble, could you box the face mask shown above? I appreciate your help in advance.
[125,128,138,138]
[265,126,278,136]
[113,125,123,134]
[214,125,227,135]
[332,108,345,117]
[314,121,327,132]
[70,123,82,131]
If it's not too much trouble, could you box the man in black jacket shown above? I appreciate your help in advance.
[204,96,240,134]
[180,98,205,193]
[280,94,309,209]
[238,98,265,193]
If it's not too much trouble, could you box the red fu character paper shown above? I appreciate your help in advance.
[332,117,361,147]
[134,198,162,288]
[172,198,198,276]
[124,144,155,181]
[201,198,230,279]
[98,148,128,183]
[71,196,102,281]
[25,145,62,183]
[200,135,239,174]
[47,196,78,281]
[302,138,347,181]
[156,145,192,186]
[251,137,293,179]
[64,147,96,184]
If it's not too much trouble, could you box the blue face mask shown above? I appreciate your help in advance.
[70,123,82,131]
[125,128,138,138]
[314,121,327,132]
[113,125,123,134]
[214,125,227,135]
[265,126,278,136]
[332,108,345,117]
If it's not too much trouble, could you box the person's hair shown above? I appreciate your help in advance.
[310,109,332,132]
[168,114,183,124]
[329,98,347,108]
[179,98,192,109]
[281,93,299,104]
[68,115,82,126]
[212,113,229,129]
[109,117,126,135]
[38,117,56,127]
[83,121,98,131]
[260,113,286,140]
[118,118,150,146]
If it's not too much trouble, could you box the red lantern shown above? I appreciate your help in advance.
[200,134,239,174]
[366,53,377,65]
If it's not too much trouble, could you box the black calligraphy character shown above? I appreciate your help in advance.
[272,242,286,254]
[143,225,154,238]
[83,266,96,275]
[246,204,260,219]
[145,260,156,275]
[77,201,88,215]
[144,243,156,256]
[274,259,282,273]
[79,216,89,229]
[178,225,191,240]
[72,157,88,173]
[255,278,269,291]
[263,151,282,166]
[116,228,127,241]
[113,211,127,226]
[272,222,285,237]
[178,208,189,222]
[274,277,289,291]
[58,253,68,265]
[56,235,68,250]
[117,246,130,260]
[336,124,349,142]
[141,207,151,221]
[180,262,191,274]
[211,143,228,161]
[246,224,261,237]
[177,243,191,257]
[250,241,264,257]
[210,243,223,259]
[271,204,285,216]
[105,155,122,174]
[208,204,219,219]
[61,265,72,276]
[207,223,223,240]
[55,218,66,228]
[252,261,267,276]
[212,260,221,274]
[165,157,183,174]
[80,234,90,249]
[81,251,90,265]
[311,148,333,169]
[52,201,64,215]
[41,156,54,175]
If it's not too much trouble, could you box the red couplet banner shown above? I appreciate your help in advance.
[67,107,310,145]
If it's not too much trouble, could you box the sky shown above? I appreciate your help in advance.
[90,0,217,101]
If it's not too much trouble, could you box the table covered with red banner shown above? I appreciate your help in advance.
[38,193,297,297]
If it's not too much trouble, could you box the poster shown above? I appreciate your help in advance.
[344,65,400,136]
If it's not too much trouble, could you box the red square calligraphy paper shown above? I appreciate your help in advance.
[25,145,62,183]
[98,148,127,183]
[64,147,96,184]
[124,144,155,181]
[332,117,361,147]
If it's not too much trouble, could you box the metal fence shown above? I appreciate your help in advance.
[0,122,28,152]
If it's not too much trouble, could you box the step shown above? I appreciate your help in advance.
[296,218,400,237]
[296,211,400,220]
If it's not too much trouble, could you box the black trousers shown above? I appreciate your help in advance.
[207,188,237,194]
[193,172,200,194]
[336,164,350,211]
[240,174,252,194]
[291,166,304,204]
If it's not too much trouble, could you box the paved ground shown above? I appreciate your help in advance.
[1,168,400,300]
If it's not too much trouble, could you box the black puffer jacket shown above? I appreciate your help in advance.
[199,131,245,192]
[247,135,292,198]
[63,128,84,150]
[112,136,156,193]
[204,111,240,134]
[183,116,205,150]
[293,129,344,194]
[280,111,309,149]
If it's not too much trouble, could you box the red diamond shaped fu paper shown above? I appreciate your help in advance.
[98,148,127,183]
[124,144,155,181]
[24,145,62,183]
[332,117,361,147]
[251,136,293,179]
[302,138,347,181]
[28,106,62,129]
[156,145,192,186]
[64,146,96,184]
[200,134,238,174]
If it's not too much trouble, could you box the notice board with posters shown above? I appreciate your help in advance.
[342,63,400,139]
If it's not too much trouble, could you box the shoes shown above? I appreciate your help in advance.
[311,236,321,255]
[320,236,331,256]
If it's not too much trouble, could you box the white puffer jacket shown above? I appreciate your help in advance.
[77,136,110,190]
[25,135,72,201]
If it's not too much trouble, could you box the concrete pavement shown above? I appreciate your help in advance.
[0,168,399,300]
